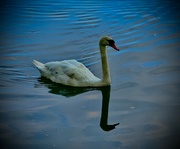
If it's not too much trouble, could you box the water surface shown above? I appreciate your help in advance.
[0,0,180,149]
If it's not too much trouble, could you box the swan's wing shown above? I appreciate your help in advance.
[45,60,84,78]
[44,60,99,86]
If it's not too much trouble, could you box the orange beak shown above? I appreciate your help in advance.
[111,44,119,51]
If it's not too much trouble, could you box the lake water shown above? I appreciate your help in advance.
[0,0,180,149]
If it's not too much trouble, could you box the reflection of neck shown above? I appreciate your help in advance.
[100,86,119,131]
[100,44,111,85]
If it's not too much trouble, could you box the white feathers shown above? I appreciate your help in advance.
[33,59,101,87]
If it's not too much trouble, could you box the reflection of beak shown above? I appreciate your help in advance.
[111,44,119,51]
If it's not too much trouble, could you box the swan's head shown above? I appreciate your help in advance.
[99,36,119,51]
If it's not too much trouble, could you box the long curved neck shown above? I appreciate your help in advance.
[99,44,111,85]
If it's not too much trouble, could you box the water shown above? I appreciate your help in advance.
[0,0,180,149]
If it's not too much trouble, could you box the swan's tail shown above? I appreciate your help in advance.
[33,60,50,78]
[33,60,45,70]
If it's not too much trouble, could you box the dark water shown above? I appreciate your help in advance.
[0,0,180,149]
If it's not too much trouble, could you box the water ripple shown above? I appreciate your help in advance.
[1,0,180,148]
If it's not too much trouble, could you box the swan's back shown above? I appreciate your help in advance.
[33,60,100,87]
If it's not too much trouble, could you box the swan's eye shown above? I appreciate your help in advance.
[107,39,115,46]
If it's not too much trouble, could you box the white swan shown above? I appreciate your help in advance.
[33,36,119,87]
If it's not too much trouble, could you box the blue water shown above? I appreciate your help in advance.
[0,0,180,149]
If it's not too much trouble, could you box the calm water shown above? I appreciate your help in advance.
[0,0,180,149]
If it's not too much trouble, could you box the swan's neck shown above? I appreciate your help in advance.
[100,44,111,85]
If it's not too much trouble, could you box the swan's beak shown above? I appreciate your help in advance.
[111,44,119,51]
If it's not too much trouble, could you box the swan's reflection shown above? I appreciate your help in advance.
[36,77,101,97]
[100,86,119,131]
[36,77,119,131]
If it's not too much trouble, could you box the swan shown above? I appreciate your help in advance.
[33,36,119,87]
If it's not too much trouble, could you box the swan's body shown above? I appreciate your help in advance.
[33,36,119,87]
[33,59,101,86]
